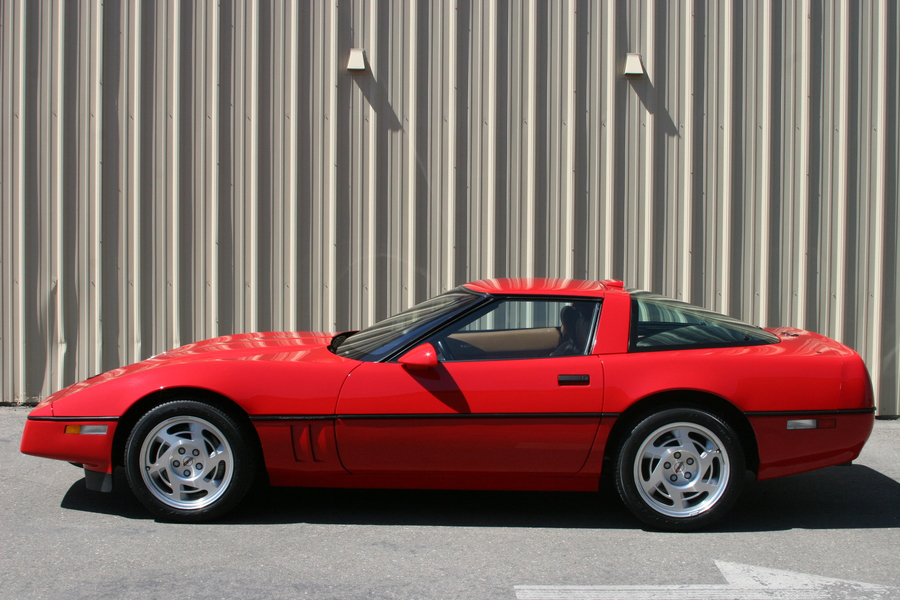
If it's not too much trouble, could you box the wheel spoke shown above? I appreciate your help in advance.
[666,487,686,512]
[690,479,719,496]
[668,427,690,447]
[201,434,232,464]
[203,456,228,480]
[160,428,190,450]
[172,482,201,502]
[654,427,688,453]
[640,461,666,493]
[192,469,224,495]
[145,461,169,486]
[698,448,721,476]
[641,443,670,462]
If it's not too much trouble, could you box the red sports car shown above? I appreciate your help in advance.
[20,278,875,531]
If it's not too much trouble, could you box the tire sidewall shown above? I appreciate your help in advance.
[125,400,255,522]
[615,407,745,532]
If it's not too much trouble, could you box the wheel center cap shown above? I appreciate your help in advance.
[673,461,684,473]
[182,457,193,467]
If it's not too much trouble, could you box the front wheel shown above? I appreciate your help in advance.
[125,400,256,522]
[615,408,745,531]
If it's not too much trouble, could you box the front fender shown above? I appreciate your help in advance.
[48,352,360,418]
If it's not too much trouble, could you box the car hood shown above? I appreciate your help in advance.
[34,331,346,411]
[155,331,337,361]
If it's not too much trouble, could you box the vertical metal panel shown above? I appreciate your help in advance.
[1,0,898,415]
[49,0,66,393]
[781,0,810,329]
[867,0,888,412]
[124,0,142,367]
[885,0,900,417]
[1,1,25,404]
[14,0,25,402]
[601,0,617,282]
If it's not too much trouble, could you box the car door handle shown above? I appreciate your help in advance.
[558,374,590,386]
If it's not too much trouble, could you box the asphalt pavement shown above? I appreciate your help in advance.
[1,406,899,600]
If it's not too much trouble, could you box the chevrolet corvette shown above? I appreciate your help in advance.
[20,278,875,530]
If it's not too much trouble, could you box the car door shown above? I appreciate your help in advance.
[334,298,604,476]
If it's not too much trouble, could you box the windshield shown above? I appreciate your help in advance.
[334,288,484,362]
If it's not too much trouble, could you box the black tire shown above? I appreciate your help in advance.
[125,400,256,522]
[614,407,745,532]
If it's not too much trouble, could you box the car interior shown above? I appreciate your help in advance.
[435,302,596,361]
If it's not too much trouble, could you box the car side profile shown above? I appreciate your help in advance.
[20,278,875,531]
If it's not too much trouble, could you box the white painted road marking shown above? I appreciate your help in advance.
[515,561,895,599]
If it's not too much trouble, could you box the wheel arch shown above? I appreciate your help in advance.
[603,390,760,476]
[111,387,262,469]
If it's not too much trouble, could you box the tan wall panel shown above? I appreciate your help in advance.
[1,0,898,415]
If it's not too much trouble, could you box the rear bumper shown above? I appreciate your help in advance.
[749,410,875,480]
[20,417,118,474]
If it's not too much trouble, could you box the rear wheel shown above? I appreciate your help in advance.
[615,407,745,531]
[125,400,255,522]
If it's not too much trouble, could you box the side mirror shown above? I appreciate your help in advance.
[398,343,439,369]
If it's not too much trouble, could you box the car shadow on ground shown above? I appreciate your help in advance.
[60,464,900,531]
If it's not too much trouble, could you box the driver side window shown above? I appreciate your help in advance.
[428,298,599,361]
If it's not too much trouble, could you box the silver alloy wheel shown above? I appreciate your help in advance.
[138,415,235,510]
[632,421,730,518]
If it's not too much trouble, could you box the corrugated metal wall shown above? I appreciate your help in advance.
[1,0,898,414]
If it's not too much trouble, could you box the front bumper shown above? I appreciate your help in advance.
[20,416,119,475]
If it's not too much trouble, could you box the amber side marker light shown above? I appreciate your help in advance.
[787,419,836,430]
[64,425,108,435]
